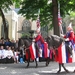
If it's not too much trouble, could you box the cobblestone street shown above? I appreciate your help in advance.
[0,61,75,75]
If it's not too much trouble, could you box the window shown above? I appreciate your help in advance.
[22,20,31,32]
[1,19,9,39]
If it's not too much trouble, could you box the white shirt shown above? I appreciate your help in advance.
[6,50,14,59]
[0,49,7,59]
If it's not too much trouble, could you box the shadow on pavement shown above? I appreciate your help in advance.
[38,72,75,75]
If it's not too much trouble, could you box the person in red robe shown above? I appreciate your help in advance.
[62,23,74,57]
[57,23,75,73]
[34,30,48,58]
[35,32,44,44]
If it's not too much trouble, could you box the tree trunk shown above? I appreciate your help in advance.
[52,0,60,36]
[0,8,8,39]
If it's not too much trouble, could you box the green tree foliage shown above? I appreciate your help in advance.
[19,0,75,34]
[13,0,22,8]
[19,0,52,29]
[0,0,13,10]
[59,0,75,17]
[19,1,75,21]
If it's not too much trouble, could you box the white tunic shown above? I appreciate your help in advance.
[6,50,14,59]
[0,49,7,59]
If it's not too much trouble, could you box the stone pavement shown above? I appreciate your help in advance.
[0,61,75,75]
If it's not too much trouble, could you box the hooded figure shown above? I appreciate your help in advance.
[64,22,74,42]
[56,23,75,73]
[63,22,74,57]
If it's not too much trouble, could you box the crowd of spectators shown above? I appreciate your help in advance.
[0,37,55,64]
[0,37,25,64]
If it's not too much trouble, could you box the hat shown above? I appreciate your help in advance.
[67,22,72,29]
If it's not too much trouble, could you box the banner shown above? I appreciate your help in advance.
[57,42,75,63]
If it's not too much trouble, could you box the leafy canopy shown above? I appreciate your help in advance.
[19,0,52,29]
[0,0,21,11]
[0,0,13,10]
[19,0,75,29]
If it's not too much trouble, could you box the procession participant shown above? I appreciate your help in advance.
[34,17,45,49]
[33,29,48,58]
[28,17,48,61]
[57,22,75,73]
[61,22,74,57]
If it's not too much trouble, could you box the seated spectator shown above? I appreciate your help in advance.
[18,46,24,63]
[6,46,14,63]
[11,40,15,48]
[11,46,15,53]
[14,48,20,63]
[4,39,11,47]
[5,46,9,50]
[0,45,7,63]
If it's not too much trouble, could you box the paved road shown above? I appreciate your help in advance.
[0,61,75,75]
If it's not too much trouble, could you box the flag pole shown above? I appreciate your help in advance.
[58,2,63,35]
[36,9,41,33]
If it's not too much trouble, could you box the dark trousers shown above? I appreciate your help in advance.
[65,42,72,55]
[6,57,14,63]
[0,58,6,64]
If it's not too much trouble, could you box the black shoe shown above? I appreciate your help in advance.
[57,70,61,73]
[65,70,70,73]
[73,70,75,72]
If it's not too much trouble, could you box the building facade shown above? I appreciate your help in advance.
[0,9,38,40]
